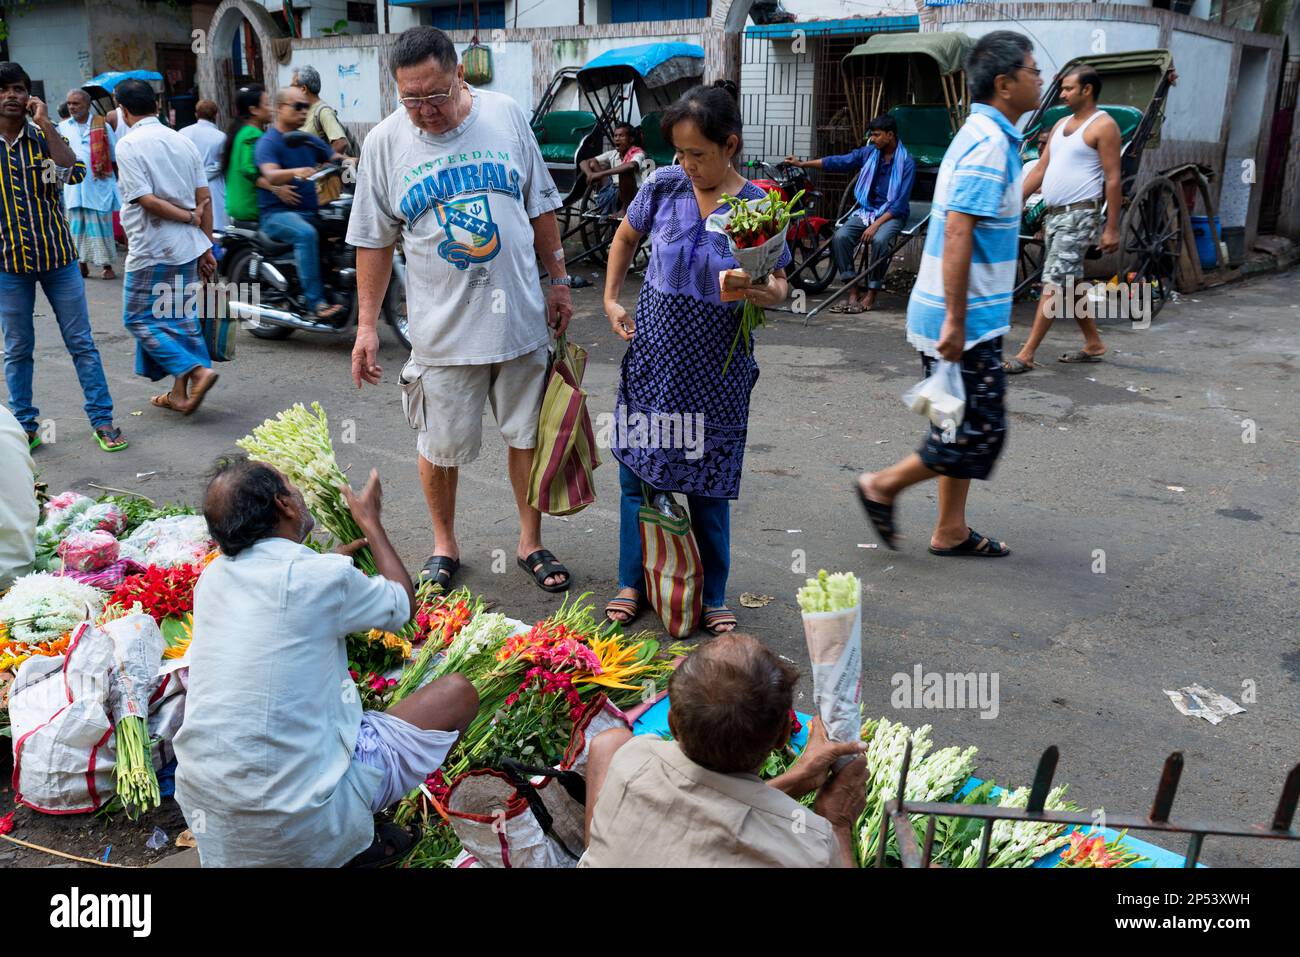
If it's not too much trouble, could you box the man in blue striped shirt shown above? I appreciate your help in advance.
[857,32,1042,558]
[0,62,126,453]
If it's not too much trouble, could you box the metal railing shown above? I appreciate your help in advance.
[876,741,1300,868]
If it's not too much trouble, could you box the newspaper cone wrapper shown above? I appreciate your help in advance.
[706,199,790,293]
[801,601,863,765]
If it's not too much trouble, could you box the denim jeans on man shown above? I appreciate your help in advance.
[0,263,114,432]
[831,215,905,290]
[617,462,730,609]
[261,210,326,311]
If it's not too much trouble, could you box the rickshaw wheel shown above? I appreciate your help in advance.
[1014,234,1045,302]
[789,220,836,294]
[837,181,858,221]
[577,181,619,265]
[1121,176,1184,321]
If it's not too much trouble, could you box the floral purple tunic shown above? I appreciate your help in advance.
[613,165,792,499]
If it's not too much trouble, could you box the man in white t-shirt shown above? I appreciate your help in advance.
[113,79,220,416]
[348,26,574,595]
[0,406,38,589]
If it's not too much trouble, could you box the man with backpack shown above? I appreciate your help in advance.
[293,65,352,157]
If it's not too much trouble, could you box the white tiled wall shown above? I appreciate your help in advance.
[741,35,815,167]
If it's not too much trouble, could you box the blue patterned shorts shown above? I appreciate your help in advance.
[918,337,1007,481]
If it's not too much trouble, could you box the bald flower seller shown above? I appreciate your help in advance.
[175,459,478,867]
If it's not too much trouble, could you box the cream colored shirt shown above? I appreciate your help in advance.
[0,407,37,589]
[579,736,838,868]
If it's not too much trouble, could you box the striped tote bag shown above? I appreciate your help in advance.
[527,334,599,516]
[638,485,703,638]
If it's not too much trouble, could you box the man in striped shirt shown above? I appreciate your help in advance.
[857,32,1041,558]
[0,62,126,453]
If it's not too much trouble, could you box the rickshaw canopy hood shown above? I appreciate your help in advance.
[578,42,705,91]
[843,32,974,77]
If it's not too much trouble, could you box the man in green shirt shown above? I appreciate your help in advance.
[220,85,296,222]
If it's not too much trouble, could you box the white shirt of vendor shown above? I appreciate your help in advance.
[174,537,410,868]
[0,406,38,589]
[346,88,563,366]
[579,736,839,868]
[595,145,654,188]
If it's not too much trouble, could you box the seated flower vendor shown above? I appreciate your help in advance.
[174,459,478,867]
[786,115,915,314]
[0,406,38,589]
[580,122,653,218]
[580,632,868,868]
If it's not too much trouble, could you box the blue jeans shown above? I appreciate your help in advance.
[831,214,905,289]
[261,210,324,310]
[618,462,730,609]
[0,263,114,431]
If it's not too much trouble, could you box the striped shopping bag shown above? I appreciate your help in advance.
[638,485,703,638]
[527,333,599,516]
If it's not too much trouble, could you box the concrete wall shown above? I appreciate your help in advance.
[5,0,92,100]
[932,3,1282,250]
[280,43,387,122]
[88,0,195,75]
[936,18,1164,81]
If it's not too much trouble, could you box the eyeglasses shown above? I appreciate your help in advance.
[399,82,458,112]
[290,101,310,110]
[1017,64,1042,77]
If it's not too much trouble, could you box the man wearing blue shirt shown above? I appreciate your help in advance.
[787,115,915,313]
[255,89,351,321]
[856,32,1042,559]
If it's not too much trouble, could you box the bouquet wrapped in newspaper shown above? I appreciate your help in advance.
[796,570,862,764]
[705,189,801,375]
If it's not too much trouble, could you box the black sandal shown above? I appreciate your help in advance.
[518,548,570,593]
[856,482,899,550]
[418,555,460,589]
[929,528,1010,557]
[345,822,420,868]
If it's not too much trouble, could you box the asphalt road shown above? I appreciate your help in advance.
[4,261,1298,867]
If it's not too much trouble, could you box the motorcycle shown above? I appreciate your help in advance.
[743,159,837,294]
[217,138,409,348]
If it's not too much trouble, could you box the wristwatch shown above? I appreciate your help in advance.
[548,276,573,287]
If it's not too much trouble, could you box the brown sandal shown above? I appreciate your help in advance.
[150,392,184,412]
[605,595,643,626]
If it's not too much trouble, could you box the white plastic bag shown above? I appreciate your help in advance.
[9,615,187,813]
[903,359,966,430]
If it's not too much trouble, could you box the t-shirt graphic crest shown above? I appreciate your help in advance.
[433,194,500,269]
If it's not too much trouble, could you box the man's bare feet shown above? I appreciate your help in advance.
[862,289,879,311]
[857,471,893,506]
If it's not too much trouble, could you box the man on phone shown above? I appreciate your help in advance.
[0,62,126,453]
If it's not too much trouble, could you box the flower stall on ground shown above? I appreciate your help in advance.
[0,403,1200,867]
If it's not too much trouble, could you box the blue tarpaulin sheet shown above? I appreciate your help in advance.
[88,71,163,91]
[632,698,1195,868]
[580,42,704,76]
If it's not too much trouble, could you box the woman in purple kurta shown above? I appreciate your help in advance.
[601,83,791,634]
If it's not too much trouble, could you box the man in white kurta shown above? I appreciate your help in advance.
[179,100,228,232]
[57,89,119,279]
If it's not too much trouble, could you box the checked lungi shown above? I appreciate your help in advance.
[121,258,211,382]
[917,337,1007,481]
[66,208,118,267]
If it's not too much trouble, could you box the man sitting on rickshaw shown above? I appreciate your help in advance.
[787,115,915,313]
[581,121,654,219]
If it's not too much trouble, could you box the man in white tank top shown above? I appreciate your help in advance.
[1004,65,1122,373]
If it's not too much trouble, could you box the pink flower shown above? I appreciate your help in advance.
[387,678,397,688]
[505,693,520,707]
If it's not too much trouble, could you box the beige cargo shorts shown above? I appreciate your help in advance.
[400,345,550,467]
